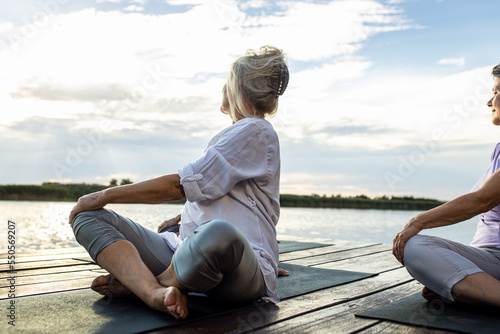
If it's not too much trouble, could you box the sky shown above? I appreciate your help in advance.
[1,0,500,201]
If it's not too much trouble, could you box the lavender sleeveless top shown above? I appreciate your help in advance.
[470,143,500,248]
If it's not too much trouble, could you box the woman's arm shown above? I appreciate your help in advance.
[393,168,500,264]
[69,174,185,224]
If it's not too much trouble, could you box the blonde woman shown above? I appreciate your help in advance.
[69,46,289,320]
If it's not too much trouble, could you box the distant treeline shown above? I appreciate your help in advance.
[279,194,445,211]
[0,183,445,210]
[0,183,110,202]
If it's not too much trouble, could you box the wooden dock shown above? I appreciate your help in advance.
[0,238,453,333]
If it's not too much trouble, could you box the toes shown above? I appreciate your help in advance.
[95,288,111,296]
[277,268,289,276]
[421,286,440,301]
[90,274,134,297]
[91,274,112,289]
[163,287,188,320]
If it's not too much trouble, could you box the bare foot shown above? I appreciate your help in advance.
[421,286,441,301]
[162,287,188,320]
[278,268,289,276]
[91,274,136,298]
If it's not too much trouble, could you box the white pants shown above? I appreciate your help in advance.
[403,234,500,301]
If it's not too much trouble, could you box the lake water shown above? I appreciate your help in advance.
[0,200,479,252]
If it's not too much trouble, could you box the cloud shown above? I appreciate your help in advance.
[273,63,496,156]
[164,0,205,5]
[0,114,212,183]
[0,1,413,125]
[96,0,123,3]
[315,123,393,136]
[0,21,13,33]
[0,1,413,82]
[2,0,491,200]
[240,0,414,62]
[123,5,144,12]
[11,79,131,102]
[437,57,466,66]
[240,0,267,10]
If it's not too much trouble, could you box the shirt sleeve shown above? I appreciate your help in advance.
[178,120,278,202]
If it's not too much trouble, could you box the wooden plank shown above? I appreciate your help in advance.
[0,264,102,280]
[315,250,402,274]
[0,270,102,288]
[150,267,415,333]
[0,258,94,272]
[355,321,453,334]
[0,241,421,334]
[0,247,86,258]
[279,245,345,261]
[285,244,391,267]
[0,252,92,263]
[279,240,380,262]
[250,281,425,334]
[0,277,96,299]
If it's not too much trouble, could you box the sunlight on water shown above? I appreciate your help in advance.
[0,201,478,252]
[0,201,186,251]
[277,207,478,245]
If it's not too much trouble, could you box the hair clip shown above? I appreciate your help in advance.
[273,63,289,97]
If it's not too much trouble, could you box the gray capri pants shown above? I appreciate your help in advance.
[72,209,266,303]
[404,234,500,301]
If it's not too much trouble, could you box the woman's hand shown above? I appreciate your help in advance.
[68,190,107,226]
[157,214,181,233]
[392,217,422,265]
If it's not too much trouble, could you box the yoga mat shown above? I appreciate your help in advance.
[278,240,330,253]
[277,262,375,299]
[356,292,500,334]
[1,263,374,334]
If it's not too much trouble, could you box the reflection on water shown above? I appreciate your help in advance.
[2,201,81,251]
[0,201,478,252]
[278,207,477,245]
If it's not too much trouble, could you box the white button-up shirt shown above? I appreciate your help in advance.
[160,117,281,303]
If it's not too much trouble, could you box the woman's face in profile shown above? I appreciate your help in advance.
[488,78,500,126]
[220,84,230,115]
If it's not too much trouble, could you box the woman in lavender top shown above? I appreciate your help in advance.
[393,64,500,307]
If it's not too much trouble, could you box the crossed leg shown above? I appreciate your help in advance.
[72,209,189,319]
[404,234,500,307]
[73,211,268,319]
[94,239,188,320]
[450,272,500,307]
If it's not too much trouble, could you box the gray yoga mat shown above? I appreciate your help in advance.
[278,240,330,253]
[1,263,374,334]
[277,262,375,299]
[356,292,500,334]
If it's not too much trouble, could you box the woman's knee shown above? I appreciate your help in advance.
[74,208,123,229]
[72,210,100,234]
[173,220,257,295]
[403,234,452,277]
[71,209,114,248]
[403,234,428,269]
[195,220,247,255]
[71,209,126,262]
